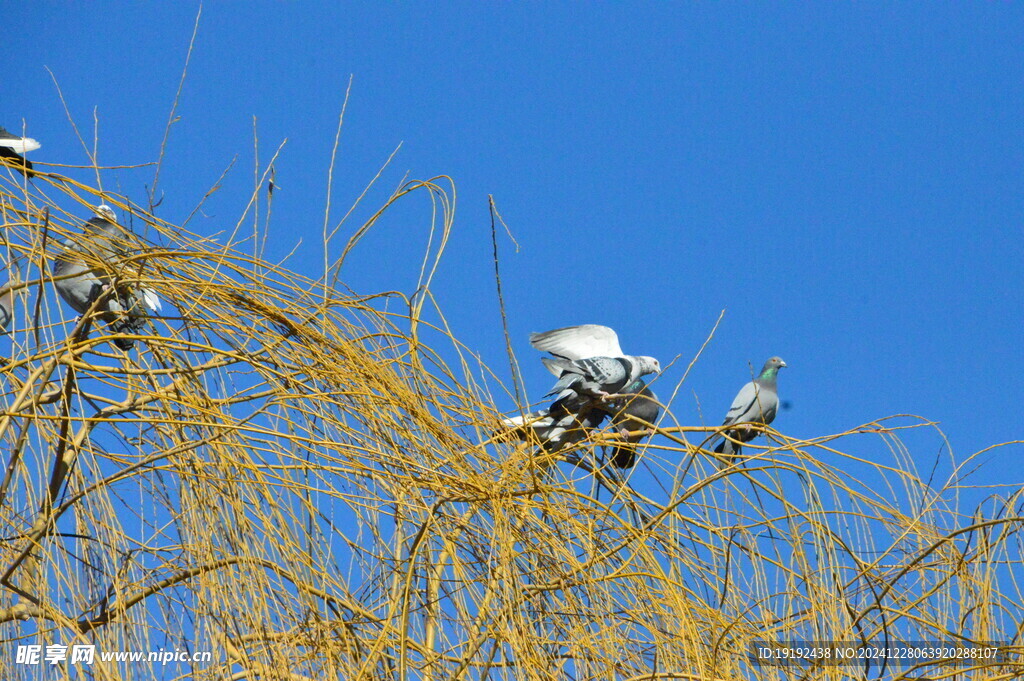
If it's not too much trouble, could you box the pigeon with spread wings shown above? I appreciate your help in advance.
[530,324,660,406]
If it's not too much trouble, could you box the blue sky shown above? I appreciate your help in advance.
[5,3,1022,492]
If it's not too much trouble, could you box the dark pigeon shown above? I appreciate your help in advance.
[708,356,786,468]
[603,380,661,469]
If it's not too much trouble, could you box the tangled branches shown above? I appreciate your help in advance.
[0,166,1021,680]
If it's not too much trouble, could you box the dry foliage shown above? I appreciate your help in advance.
[1,155,1022,681]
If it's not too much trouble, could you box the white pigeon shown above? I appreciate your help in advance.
[530,324,660,404]
[0,125,41,176]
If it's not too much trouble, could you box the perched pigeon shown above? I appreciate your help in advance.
[530,324,660,405]
[708,356,787,468]
[499,392,608,452]
[52,205,161,350]
[0,126,40,177]
[604,380,661,469]
[499,379,660,464]
[0,281,14,334]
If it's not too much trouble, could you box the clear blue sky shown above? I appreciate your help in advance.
[5,3,1022,490]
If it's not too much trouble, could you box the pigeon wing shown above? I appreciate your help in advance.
[541,356,583,377]
[529,324,624,361]
[53,258,104,316]
[575,356,628,386]
[722,380,760,427]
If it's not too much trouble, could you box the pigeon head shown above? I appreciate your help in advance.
[80,205,132,260]
[85,206,121,241]
[636,356,661,376]
[759,356,787,379]
[95,205,118,224]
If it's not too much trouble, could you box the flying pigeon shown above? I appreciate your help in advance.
[530,324,660,406]
[52,205,161,350]
[708,356,786,468]
[604,380,661,469]
[0,126,40,177]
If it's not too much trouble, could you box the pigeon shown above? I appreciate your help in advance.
[52,205,161,350]
[530,324,660,406]
[499,379,660,463]
[0,281,14,334]
[603,380,661,469]
[499,391,608,452]
[708,356,787,468]
[0,126,40,177]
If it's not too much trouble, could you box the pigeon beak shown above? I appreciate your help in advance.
[780,361,788,368]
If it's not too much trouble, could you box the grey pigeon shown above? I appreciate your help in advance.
[0,281,14,334]
[499,392,608,452]
[52,205,161,350]
[0,126,40,177]
[530,324,660,405]
[708,356,786,468]
[603,380,661,469]
[499,379,660,463]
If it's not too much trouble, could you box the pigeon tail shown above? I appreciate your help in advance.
[141,288,162,314]
[0,127,40,178]
[111,312,147,334]
[0,128,41,153]
[111,336,136,351]
[611,445,636,469]
[712,437,742,469]
[102,286,154,349]
[499,409,552,432]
